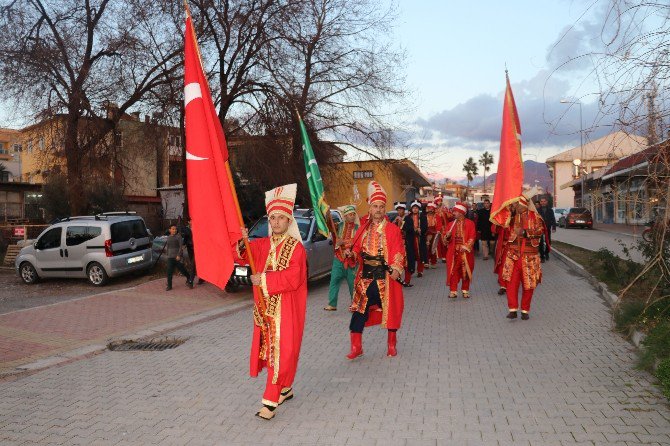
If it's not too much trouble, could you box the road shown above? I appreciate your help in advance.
[0,253,668,445]
[551,227,645,263]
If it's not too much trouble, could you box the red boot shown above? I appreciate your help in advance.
[387,331,397,357]
[346,332,363,360]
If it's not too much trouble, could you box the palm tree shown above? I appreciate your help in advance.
[478,151,494,192]
[463,157,479,190]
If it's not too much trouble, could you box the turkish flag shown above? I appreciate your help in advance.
[183,14,241,289]
[490,73,523,227]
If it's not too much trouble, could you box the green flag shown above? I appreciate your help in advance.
[300,118,330,237]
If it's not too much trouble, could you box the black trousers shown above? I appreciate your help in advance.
[349,280,397,334]
[187,245,196,276]
[540,228,552,258]
[167,258,191,288]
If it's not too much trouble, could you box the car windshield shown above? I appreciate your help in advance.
[570,208,589,214]
[248,216,311,241]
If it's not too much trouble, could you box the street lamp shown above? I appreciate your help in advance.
[560,99,584,207]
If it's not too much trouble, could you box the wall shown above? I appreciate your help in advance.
[553,160,576,208]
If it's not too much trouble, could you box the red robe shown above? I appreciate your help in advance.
[445,218,476,283]
[246,236,307,386]
[493,224,512,277]
[350,219,405,330]
[437,208,453,259]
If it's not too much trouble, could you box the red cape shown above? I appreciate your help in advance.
[248,237,307,387]
[351,220,405,330]
[445,218,476,282]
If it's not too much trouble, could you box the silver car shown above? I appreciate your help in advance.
[229,208,342,286]
[15,213,154,286]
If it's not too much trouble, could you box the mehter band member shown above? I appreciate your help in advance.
[444,201,476,299]
[239,184,307,420]
[344,181,405,359]
[502,194,544,320]
[324,205,360,311]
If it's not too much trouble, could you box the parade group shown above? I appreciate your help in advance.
[234,179,554,420]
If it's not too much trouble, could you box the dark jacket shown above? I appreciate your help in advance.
[418,213,428,263]
[537,205,556,230]
[394,214,416,273]
[475,207,494,240]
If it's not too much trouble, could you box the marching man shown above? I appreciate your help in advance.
[239,184,308,420]
[444,201,476,298]
[501,194,544,320]
[324,205,360,311]
[425,201,441,268]
[344,181,405,359]
[393,201,416,287]
[410,200,427,277]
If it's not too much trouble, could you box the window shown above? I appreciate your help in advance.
[110,219,149,243]
[0,171,9,182]
[66,226,102,246]
[26,141,33,153]
[12,144,21,153]
[0,142,7,154]
[36,227,62,250]
[353,170,373,180]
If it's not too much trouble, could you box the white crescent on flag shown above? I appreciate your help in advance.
[184,82,209,161]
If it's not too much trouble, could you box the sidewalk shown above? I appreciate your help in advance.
[1,255,668,445]
[593,222,645,237]
[0,278,251,377]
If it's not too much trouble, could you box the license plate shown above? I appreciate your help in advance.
[127,254,144,264]
[235,266,249,276]
[576,220,585,224]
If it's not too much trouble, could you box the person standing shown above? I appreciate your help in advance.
[425,202,441,268]
[536,197,556,262]
[165,224,194,291]
[344,181,405,359]
[444,202,476,298]
[410,200,427,277]
[476,199,495,260]
[240,184,308,420]
[324,205,360,311]
[501,195,544,320]
[182,218,205,285]
[435,196,452,263]
[393,202,415,287]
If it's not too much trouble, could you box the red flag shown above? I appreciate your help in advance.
[183,11,241,289]
[490,73,523,227]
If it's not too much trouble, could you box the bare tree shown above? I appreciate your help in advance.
[0,0,182,214]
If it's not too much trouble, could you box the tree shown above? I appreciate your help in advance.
[479,151,494,192]
[0,0,182,215]
[463,157,479,190]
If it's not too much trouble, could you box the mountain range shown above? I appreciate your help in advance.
[466,160,553,193]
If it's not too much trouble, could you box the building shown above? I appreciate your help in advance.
[322,159,430,209]
[564,140,670,225]
[0,128,22,182]
[546,131,647,208]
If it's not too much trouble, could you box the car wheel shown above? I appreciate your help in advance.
[87,262,109,286]
[19,262,39,284]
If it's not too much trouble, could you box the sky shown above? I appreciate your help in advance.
[388,0,612,180]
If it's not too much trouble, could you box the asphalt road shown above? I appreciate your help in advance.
[551,227,645,263]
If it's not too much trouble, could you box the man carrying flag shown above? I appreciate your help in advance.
[324,205,360,311]
[239,184,308,420]
[344,181,405,359]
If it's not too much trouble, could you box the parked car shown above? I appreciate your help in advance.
[553,207,567,226]
[229,208,342,287]
[562,207,593,229]
[15,213,154,286]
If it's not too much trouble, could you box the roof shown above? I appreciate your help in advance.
[545,131,647,164]
[601,139,670,180]
[560,164,614,189]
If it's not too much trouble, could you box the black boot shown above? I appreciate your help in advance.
[521,313,530,320]
[506,311,517,319]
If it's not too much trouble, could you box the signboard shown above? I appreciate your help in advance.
[13,227,25,237]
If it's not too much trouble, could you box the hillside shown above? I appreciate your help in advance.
[472,160,553,192]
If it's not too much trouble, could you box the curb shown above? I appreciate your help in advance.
[551,247,647,348]
[1,297,253,381]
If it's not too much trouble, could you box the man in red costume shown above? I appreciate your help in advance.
[492,217,513,296]
[344,181,405,359]
[240,183,308,420]
[444,201,476,298]
[501,194,544,320]
[435,196,452,263]
[425,202,441,268]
